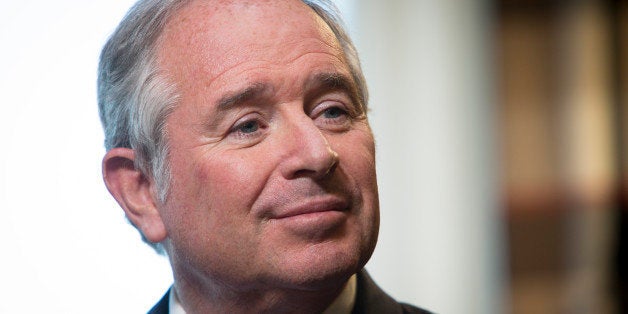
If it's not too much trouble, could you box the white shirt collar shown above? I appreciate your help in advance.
[169,274,357,314]
[168,286,186,314]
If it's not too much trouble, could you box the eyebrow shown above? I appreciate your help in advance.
[304,72,356,96]
[215,72,359,111]
[216,82,271,110]
[303,72,362,109]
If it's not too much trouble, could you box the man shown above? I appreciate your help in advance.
[99,0,430,313]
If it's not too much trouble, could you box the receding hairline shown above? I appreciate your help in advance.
[151,0,354,113]
[155,0,324,43]
[152,0,344,72]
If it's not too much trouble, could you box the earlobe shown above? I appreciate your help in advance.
[102,148,167,243]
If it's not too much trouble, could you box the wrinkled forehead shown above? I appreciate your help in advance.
[155,0,345,84]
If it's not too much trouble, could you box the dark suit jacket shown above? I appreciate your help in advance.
[148,270,432,313]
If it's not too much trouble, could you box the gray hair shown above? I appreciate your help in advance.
[98,0,368,254]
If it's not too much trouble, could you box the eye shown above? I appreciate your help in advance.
[313,101,353,132]
[228,114,268,141]
[322,106,347,119]
[237,120,260,134]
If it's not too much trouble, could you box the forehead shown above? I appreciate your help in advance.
[155,0,346,88]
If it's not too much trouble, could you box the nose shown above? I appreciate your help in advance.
[278,115,339,180]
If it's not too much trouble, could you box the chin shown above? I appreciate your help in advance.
[269,237,376,291]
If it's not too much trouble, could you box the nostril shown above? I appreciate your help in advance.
[292,169,315,179]
[289,150,338,180]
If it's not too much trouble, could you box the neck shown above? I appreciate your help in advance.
[172,272,351,314]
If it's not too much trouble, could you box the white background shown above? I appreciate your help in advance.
[0,1,172,313]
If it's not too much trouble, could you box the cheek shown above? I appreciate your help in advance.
[169,148,278,240]
[336,129,377,185]
[194,151,273,203]
[163,149,276,257]
[339,129,379,214]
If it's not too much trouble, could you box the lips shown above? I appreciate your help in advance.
[267,195,349,220]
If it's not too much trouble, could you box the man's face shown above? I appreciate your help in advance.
[155,0,379,291]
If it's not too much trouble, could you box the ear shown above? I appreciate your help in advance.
[102,148,167,243]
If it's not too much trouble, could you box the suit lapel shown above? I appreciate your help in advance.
[352,270,404,314]
[147,288,170,314]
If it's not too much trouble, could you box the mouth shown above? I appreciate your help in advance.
[264,195,350,237]
[270,196,349,219]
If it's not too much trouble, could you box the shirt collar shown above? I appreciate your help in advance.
[168,286,186,314]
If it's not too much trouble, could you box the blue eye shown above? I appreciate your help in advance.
[323,107,346,119]
[237,120,259,134]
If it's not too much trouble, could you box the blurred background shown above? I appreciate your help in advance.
[497,0,628,312]
[0,0,626,313]
[494,0,628,313]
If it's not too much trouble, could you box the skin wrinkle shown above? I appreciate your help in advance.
[209,72,359,141]
[174,67,360,153]
[162,55,348,147]
[217,83,272,110]
[161,1,341,74]
[197,49,347,102]
[158,2,345,91]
